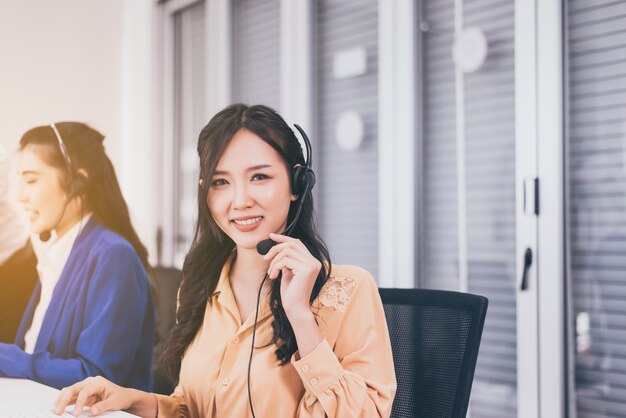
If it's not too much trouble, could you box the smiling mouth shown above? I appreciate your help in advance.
[232,216,263,226]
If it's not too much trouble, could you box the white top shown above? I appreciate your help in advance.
[0,144,28,265]
[24,214,92,354]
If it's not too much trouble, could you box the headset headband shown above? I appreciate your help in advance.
[294,124,312,169]
[50,123,74,180]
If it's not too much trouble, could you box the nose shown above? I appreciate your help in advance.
[232,182,253,210]
[16,181,28,204]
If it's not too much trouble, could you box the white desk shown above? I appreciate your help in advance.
[0,378,137,417]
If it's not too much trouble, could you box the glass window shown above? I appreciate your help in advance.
[232,0,281,109]
[172,1,205,267]
[418,1,517,416]
[566,1,626,416]
[315,0,380,278]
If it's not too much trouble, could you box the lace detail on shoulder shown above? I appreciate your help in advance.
[318,275,357,312]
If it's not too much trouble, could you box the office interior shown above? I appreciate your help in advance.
[0,0,624,417]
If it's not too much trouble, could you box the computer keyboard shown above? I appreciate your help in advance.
[1,411,73,418]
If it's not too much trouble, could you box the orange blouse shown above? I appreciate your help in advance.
[155,261,396,417]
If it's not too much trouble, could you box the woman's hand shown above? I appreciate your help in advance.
[52,376,157,417]
[264,233,321,319]
[264,233,324,357]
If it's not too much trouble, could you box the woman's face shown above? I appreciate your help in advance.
[207,129,297,251]
[16,145,79,237]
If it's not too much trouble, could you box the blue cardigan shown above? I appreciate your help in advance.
[0,219,155,390]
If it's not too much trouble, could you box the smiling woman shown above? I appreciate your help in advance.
[54,104,396,418]
[0,122,156,392]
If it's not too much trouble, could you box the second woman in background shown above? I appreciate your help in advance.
[0,122,155,390]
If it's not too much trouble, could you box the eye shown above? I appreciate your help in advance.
[251,173,270,182]
[211,178,229,187]
[21,177,37,185]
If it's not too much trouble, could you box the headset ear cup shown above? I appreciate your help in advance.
[291,166,316,196]
[291,166,306,195]
[304,169,316,191]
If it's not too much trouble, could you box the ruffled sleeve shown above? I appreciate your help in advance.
[292,268,397,417]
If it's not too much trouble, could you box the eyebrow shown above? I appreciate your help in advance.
[213,164,273,176]
[19,170,42,176]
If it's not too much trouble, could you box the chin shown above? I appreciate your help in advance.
[235,240,262,251]
[231,234,264,251]
[29,218,54,235]
[30,224,46,235]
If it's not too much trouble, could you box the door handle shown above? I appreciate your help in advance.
[520,248,533,291]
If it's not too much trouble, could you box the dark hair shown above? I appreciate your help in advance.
[159,103,331,380]
[19,122,152,276]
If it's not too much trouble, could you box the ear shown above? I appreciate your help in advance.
[76,168,89,180]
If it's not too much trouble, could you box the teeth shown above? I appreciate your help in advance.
[233,217,262,226]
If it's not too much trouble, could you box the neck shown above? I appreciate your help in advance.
[230,246,270,286]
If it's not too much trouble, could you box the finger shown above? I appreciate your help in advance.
[53,384,84,415]
[268,234,310,254]
[74,395,100,416]
[90,397,119,416]
[263,238,310,261]
[269,250,313,280]
[269,256,301,279]
[268,249,307,279]
[263,241,293,260]
[268,232,295,243]
[281,267,294,282]
[73,385,101,417]
[268,247,305,268]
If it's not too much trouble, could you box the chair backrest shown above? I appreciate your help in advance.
[379,288,488,418]
[152,266,182,395]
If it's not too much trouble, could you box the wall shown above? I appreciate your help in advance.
[0,0,124,159]
[0,0,158,261]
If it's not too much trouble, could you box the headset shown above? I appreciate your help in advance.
[39,124,87,242]
[255,124,316,255]
[248,124,316,418]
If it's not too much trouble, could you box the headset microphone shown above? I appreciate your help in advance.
[255,238,275,256]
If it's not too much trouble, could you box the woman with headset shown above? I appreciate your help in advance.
[0,122,155,391]
[54,104,396,417]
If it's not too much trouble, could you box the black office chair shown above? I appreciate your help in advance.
[379,288,488,418]
[152,266,182,395]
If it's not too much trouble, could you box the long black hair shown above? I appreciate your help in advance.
[159,103,331,380]
[19,122,152,276]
